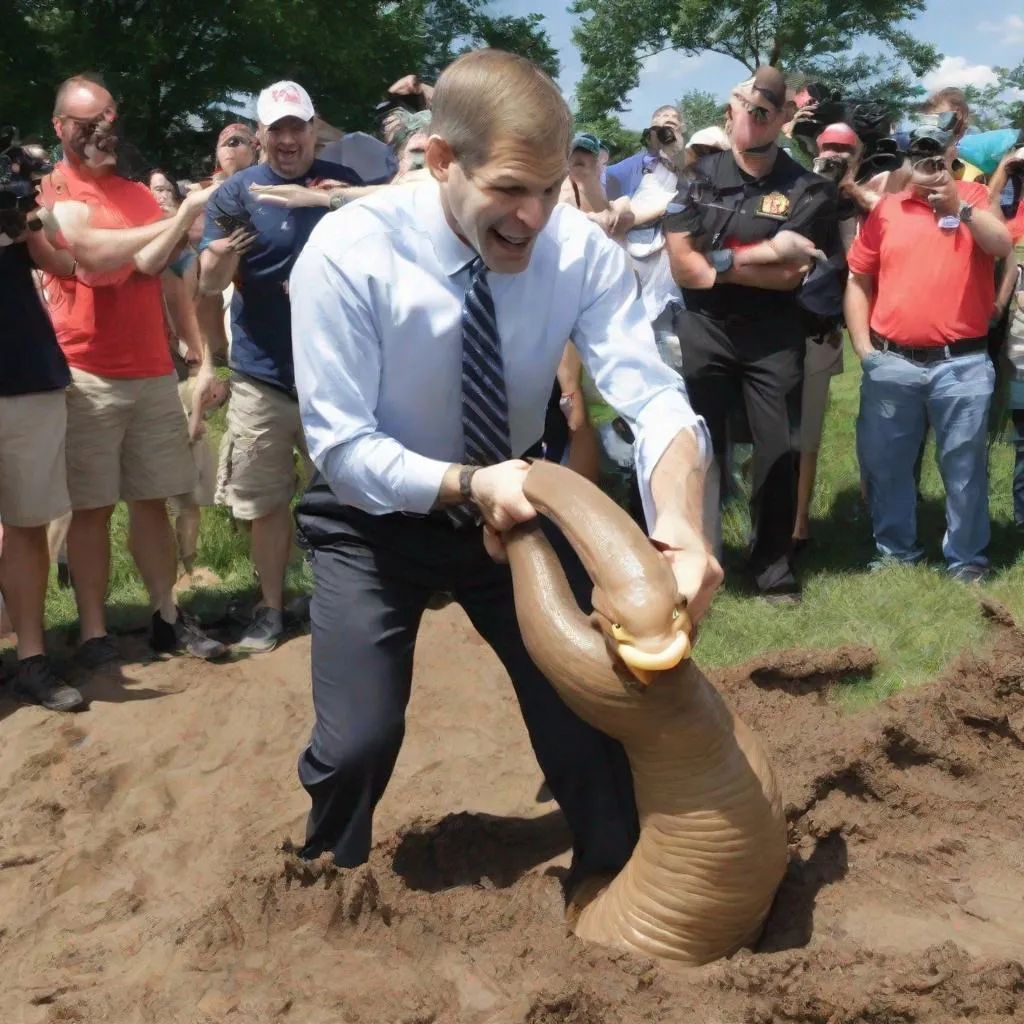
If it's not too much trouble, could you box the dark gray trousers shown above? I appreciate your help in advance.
[293,492,640,879]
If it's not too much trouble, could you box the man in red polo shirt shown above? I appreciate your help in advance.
[38,73,225,665]
[845,121,1012,582]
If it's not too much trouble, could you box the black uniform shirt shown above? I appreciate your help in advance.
[663,148,837,322]
[0,242,71,398]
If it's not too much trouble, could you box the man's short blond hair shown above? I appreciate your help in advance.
[430,49,572,172]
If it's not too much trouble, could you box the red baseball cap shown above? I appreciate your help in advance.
[817,123,860,148]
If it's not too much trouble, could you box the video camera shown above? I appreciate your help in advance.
[0,126,53,244]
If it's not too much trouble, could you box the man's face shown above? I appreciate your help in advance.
[433,135,567,275]
[217,133,255,177]
[646,109,683,152]
[399,131,429,174]
[53,85,119,174]
[148,173,178,215]
[727,90,788,155]
[259,117,316,179]
[928,101,967,143]
[569,149,599,180]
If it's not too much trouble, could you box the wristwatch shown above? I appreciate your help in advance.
[958,200,974,224]
[709,248,734,273]
[458,464,479,503]
[329,192,347,211]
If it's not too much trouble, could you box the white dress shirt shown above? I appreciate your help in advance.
[289,181,707,526]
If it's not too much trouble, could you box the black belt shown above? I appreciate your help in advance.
[871,333,988,364]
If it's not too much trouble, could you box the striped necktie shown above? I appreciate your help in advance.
[449,258,511,526]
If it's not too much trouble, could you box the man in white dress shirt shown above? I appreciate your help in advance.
[289,49,721,895]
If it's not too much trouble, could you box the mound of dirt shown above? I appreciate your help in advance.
[1,604,1022,1024]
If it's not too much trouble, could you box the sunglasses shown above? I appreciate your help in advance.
[221,136,250,148]
[912,156,948,175]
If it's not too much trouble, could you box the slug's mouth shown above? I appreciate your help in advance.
[615,630,691,682]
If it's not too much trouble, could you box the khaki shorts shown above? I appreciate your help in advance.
[65,368,196,510]
[166,378,218,514]
[0,391,70,528]
[216,376,311,521]
[800,333,844,454]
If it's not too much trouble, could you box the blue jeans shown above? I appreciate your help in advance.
[857,349,994,570]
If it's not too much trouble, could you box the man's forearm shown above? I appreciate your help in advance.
[720,262,807,290]
[195,291,229,365]
[25,229,75,276]
[133,211,192,276]
[50,203,173,273]
[199,248,241,295]
[996,256,1019,312]
[966,208,1012,259]
[649,427,706,546]
[844,273,875,356]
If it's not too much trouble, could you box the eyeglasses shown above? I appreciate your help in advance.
[57,106,117,128]
[221,136,250,148]
[912,156,948,175]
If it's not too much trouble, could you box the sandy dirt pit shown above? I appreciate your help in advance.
[1,600,1022,1023]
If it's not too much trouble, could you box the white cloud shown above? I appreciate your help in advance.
[978,15,1024,45]
[921,56,1000,92]
[637,50,706,83]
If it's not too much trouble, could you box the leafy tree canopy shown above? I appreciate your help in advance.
[571,0,939,121]
[3,0,558,176]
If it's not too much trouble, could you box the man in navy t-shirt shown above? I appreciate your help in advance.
[197,80,362,652]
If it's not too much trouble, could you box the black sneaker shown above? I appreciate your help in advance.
[12,656,85,711]
[150,609,228,660]
[75,635,121,670]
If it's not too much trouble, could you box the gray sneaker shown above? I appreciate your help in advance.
[13,656,85,712]
[235,606,284,653]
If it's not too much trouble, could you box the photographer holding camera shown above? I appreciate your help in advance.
[0,131,87,710]
[846,117,1012,582]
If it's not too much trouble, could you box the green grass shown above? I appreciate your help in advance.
[28,345,1024,706]
[696,341,1024,707]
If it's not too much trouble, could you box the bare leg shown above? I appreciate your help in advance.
[249,504,293,611]
[67,506,114,642]
[127,498,178,622]
[0,525,50,659]
[175,507,202,575]
[794,451,818,542]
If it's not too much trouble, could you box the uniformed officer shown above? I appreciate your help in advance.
[664,66,838,603]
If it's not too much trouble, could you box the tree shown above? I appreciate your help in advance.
[417,0,559,82]
[678,90,725,132]
[570,0,940,121]
[3,0,557,176]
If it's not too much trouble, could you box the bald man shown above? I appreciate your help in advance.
[38,73,226,666]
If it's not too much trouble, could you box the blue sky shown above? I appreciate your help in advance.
[492,0,1024,129]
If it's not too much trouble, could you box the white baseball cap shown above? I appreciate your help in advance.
[686,126,729,151]
[257,81,315,127]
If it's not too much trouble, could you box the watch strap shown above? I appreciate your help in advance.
[458,464,478,503]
